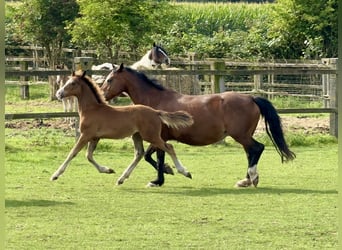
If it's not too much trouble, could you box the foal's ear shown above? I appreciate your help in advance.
[82,71,87,78]
[153,42,156,47]
[118,63,124,72]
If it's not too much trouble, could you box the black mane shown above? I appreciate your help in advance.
[125,67,165,91]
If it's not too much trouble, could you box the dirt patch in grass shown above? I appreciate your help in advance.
[6,115,330,135]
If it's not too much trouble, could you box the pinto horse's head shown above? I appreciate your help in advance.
[148,42,170,67]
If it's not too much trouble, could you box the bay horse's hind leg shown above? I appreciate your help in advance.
[148,142,192,187]
[116,133,145,185]
[148,149,166,187]
[144,145,174,175]
[235,138,264,188]
[86,138,115,174]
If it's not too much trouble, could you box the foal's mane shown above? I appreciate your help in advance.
[75,71,107,104]
[125,67,165,91]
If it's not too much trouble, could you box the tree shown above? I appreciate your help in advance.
[68,0,171,60]
[268,0,337,59]
[15,0,79,99]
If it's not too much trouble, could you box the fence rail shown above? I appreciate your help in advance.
[5,57,338,136]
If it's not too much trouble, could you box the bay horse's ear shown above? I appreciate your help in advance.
[82,71,87,78]
[118,63,124,72]
[153,42,156,47]
[72,71,75,76]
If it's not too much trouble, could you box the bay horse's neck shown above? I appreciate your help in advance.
[125,76,163,106]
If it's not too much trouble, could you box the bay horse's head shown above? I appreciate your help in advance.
[101,63,127,101]
[148,42,170,67]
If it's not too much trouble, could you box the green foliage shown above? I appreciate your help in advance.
[69,0,171,59]
[5,1,338,60]
[163,3,275,59]
[11,0,79,65]
[268,0,337,59]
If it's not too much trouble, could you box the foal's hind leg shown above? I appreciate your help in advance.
[235,138,264,188]
[145,144,174,175]
[86,138,115,174]
[116,133,145,185]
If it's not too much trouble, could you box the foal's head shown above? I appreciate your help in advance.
[148,42,170,67]
[56,71,106,104]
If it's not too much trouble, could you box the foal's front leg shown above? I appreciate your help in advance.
[86,138,115,174]
[50,134,89,181]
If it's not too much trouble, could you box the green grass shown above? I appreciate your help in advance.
[5,126,338,249]
[5,81,337,249]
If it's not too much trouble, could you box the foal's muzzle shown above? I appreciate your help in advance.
[56,89,64,100]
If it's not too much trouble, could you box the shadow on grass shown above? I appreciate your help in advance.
[120,186,337,197]
[5,199,75,208]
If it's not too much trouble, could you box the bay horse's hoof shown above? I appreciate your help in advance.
[163,164,174,175]
[252,175,259,187]
[146,182,161,187]
[186,172,192,179]
[235,178,252,188]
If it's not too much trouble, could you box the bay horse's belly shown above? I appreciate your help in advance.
[156,92,260,145]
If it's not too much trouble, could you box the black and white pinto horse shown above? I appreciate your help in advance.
[91,43,170,84]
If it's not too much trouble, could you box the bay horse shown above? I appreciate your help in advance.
[101,63,296,188]
[51,70,194,185]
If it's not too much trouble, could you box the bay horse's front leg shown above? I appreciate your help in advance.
[86,138,115,174]
[50,134,89,181]
[144,145,174,175]
[116,133,144,185]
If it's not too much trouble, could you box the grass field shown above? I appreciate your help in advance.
[5,125,337,249]
[5,83,337,249]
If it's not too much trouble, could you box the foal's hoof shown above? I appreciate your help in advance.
[107,168,115,174]
[235,178,252,188]
[50,176,58,181]
[164,164,174,175]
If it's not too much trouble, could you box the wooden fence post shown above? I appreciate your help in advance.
[322,58,338,137]
[210,60,225,93]
[73,57,93,139]
[20,60,29,99]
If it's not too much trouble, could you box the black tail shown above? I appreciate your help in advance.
[253,96,296,162]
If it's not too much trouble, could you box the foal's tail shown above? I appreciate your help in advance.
[253,97,296,162]
[158,111,194,129]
